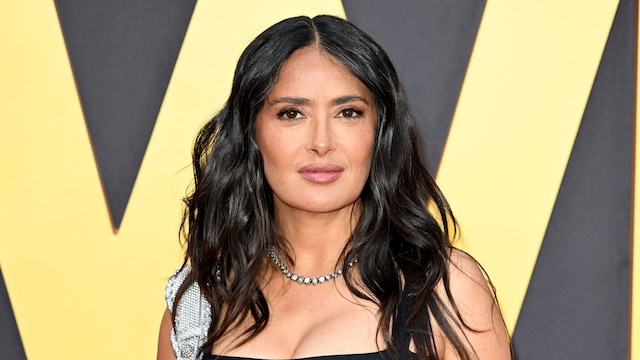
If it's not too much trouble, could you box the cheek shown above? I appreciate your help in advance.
[361,151,374,180]
[257,136,289,186]
[348,136,376,187]
[358,133,376,168]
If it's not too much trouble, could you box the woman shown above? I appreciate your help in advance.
[157,15,512,360]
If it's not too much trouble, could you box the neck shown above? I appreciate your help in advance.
[272,203,359,273]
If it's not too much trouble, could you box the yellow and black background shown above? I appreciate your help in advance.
[0,1,637,358]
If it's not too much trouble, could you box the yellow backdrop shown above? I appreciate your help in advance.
[0,1,636,359]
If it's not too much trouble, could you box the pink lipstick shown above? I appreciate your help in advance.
[298,164,343,184]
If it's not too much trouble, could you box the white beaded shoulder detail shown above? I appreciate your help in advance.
[165,264,211,360]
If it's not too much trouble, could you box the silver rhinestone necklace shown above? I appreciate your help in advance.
[268,250,356,285]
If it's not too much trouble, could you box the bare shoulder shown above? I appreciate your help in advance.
[446,248,496,324]
[435,248,513,359]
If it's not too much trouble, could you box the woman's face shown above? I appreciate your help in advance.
[255,46,377,216]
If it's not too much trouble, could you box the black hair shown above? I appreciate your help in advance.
[174,14,484,359]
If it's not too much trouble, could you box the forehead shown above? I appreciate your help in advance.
[268,46,371,100]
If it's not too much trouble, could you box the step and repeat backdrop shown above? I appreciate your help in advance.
[0,1,637,359]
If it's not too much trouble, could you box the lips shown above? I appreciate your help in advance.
[298,164,344,184]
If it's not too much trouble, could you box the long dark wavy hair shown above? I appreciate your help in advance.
[174,14,482,359]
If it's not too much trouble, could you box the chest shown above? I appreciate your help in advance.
[211,284,384,358]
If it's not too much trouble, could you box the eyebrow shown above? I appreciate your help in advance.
[268,95,370,106]
[331,95,370,106]
[269,97,310,106]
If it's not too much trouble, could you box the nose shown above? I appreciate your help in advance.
[307,117,335,156]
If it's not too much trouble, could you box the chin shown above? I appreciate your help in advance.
[299,200,359,214]
[274,193,361,215]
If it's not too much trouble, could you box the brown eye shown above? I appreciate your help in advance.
[277,109,302,120]
[339,108,362,118]
[284,110,298,119]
